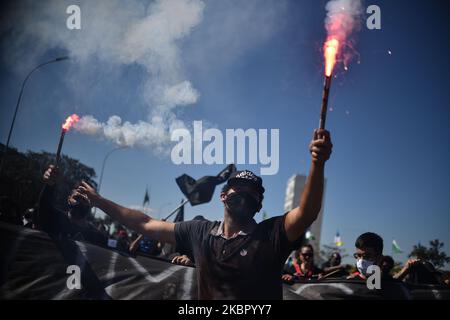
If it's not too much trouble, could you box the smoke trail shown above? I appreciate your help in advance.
[75,114,185,154]
[324,0,363,70]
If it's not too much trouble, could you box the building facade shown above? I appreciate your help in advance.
[284,174,326,264]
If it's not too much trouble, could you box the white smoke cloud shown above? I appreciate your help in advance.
[1,0,288,154]
[160,81,200,108]
[2,0,204,152]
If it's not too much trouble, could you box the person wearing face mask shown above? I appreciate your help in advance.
[347,232,384,280]
[77,128,333,299]
[36,165,108,247]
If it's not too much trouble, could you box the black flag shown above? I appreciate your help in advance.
[143,187,150,207]
[176,164,236,206]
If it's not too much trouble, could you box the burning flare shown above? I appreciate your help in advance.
[62,114,80,131]
[56,114,80,165]
[324,38,339,77]
[323,0,362,76]
[318,0,362,129]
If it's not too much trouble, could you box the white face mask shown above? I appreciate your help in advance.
[356,258,374,276]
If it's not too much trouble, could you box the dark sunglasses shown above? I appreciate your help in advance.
[353,252,374,260]
[301,252,313,257]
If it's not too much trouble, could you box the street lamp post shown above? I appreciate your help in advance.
[94,146,128,218]
[0,56,70,174]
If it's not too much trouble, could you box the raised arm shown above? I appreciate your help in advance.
[284,129,332,242]
[37,165,68,234]
[77,182,176,244]
[394,258,420,281]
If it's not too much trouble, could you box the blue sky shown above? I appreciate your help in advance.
[1,0,449,267]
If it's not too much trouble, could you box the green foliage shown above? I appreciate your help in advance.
[1,144,97,214]
[320,243,348,262]
[409,239,450,269]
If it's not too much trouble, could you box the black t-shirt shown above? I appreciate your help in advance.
[175,214,302,300]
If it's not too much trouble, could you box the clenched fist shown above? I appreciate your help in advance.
[309,129,333,164]
[43,165,59,186]
[76,181,101,207]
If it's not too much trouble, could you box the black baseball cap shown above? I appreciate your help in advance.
[226,170,265,195]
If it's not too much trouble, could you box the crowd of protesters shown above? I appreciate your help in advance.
[0,165,193,264]
[280,232,448,287]
[2,188,449,288]
[1,128,449,299]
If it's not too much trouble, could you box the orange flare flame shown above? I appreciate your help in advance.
[324,38,339,77]
[62,114,80,131]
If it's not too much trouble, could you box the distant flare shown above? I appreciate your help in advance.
[56,114,80,165]
[62,114,80,131]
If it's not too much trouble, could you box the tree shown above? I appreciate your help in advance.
[409,239,450,269]
[320,243,348,263]
[1,144,97,216]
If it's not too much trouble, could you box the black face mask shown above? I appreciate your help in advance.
[224,191,260,221]
[68,203,90,219]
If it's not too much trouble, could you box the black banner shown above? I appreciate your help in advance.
[1,222,449,300]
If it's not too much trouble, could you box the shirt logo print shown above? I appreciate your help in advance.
[240,249,248,257]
